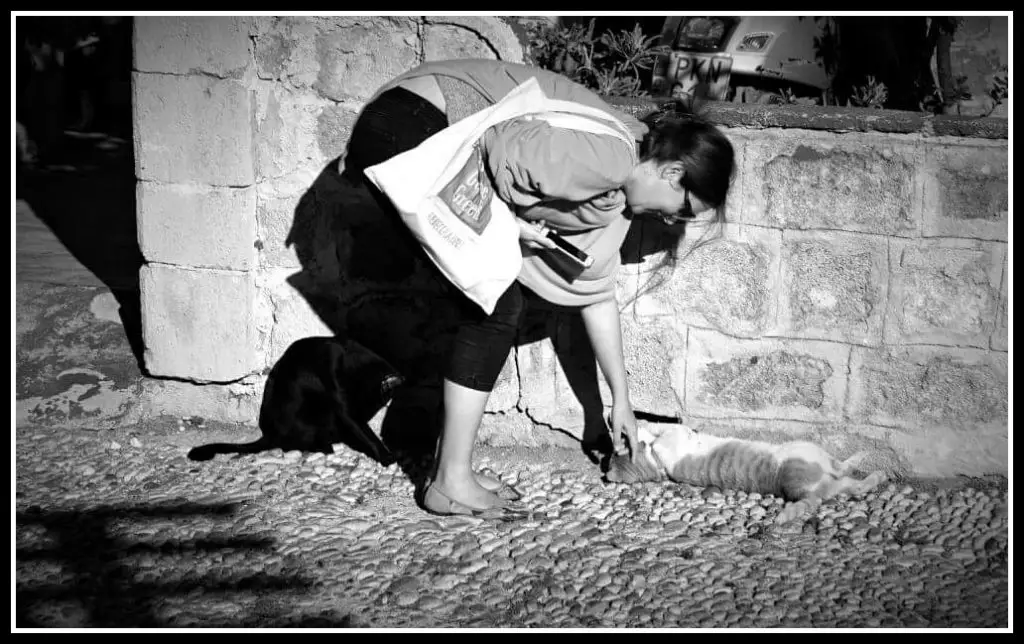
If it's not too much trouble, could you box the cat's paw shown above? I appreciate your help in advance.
[775,503,805,525]
[857,471,888,494]
[838,450,869,474]
[776,497,822,525]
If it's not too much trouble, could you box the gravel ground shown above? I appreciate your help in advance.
[15,418,1009,629]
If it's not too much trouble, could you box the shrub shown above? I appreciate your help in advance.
[849,76,889,109]
[530,19,668,98]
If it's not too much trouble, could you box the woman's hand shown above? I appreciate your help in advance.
[516,218,558,250]
[590,189,625,211]
[608,399,639,460]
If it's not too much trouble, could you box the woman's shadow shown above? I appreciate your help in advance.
[282,147,689,487]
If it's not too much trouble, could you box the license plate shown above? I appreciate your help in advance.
[667,52,733,100]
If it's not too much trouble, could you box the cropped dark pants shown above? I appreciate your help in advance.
[344,87,524,393]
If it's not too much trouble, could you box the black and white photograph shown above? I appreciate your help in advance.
[13,10,1010,631]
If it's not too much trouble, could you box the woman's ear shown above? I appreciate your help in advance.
[659,161,686,183]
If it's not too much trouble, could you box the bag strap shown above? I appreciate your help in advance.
[532,96,636,145]
[522,111,635,148]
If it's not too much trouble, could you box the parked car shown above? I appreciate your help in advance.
[650,16,833,104]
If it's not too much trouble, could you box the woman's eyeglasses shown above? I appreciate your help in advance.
[659,187,695,225]
[678,187,695,219]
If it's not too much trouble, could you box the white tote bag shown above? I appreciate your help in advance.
[363,77,634,314]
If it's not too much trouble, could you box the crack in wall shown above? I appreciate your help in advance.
[513,404,581,445]
[842,344,856,422]
[424,19,503,60]
[139,68,247,82]
[415,18,426,65]
[511,343,524,411]
[489,339,575,439]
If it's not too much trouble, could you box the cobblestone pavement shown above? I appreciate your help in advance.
[15,418,1009,629]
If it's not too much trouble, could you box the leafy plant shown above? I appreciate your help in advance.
[592,67,642,97]
[989,68,1009,102]
[597,23,668,93]
[777,86,821,106]
[953,74,973,101]
[983,65,1008,117]
[530,19,669,98]
[919,73,975,114]
[848,75,889,109]
[529,18,597,84]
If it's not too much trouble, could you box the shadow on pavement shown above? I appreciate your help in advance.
[15,501,337,628]
[16,131,146,373]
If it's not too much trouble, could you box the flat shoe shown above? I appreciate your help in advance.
[421,483,531,523]
[477,468,523,501]
[494,483,522,502]
[489,481,523,501]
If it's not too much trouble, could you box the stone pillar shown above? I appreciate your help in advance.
[134,17,258,383]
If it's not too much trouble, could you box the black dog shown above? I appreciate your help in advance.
[188,336,403,465]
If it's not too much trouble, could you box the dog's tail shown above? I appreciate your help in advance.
[187,437,275,462]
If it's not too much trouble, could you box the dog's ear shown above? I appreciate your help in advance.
[337,339,403,396]
[336,414,395,466]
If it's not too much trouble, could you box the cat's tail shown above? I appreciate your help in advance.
[187,437,275,462]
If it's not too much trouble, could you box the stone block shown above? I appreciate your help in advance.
[253,17,320,84]
[133,73,254,186]
[885,239,1003,348]
[141,264,258,382]
[423,16,528,62]
[137,182,256,270]
[312,18,421,102]
[777,230,887,345]
[686,329,850,422]
[137,377,263,426]
[620,317,686,418]
[316,103,359,164]
[487,354,520,414]
[848,345,1007,431]
[739,134,919,236]
[922,144,1008,241]
[993,254,1007,351]
[253,16,420,99]
[134,16,251,77]
[884,426,1007,478]
[255,270,334,371]
[516,329,591,440]
[635,223,782,339]
[254,85,339,182]
[424,23,501,62]
[479,410,577,449]
[256,190,303,270]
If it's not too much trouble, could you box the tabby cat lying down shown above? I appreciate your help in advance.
[605,423,887,524]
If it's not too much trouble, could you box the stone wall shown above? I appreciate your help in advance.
[132,16,1008,478]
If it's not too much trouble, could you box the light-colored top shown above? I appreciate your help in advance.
[377,59,645,307]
